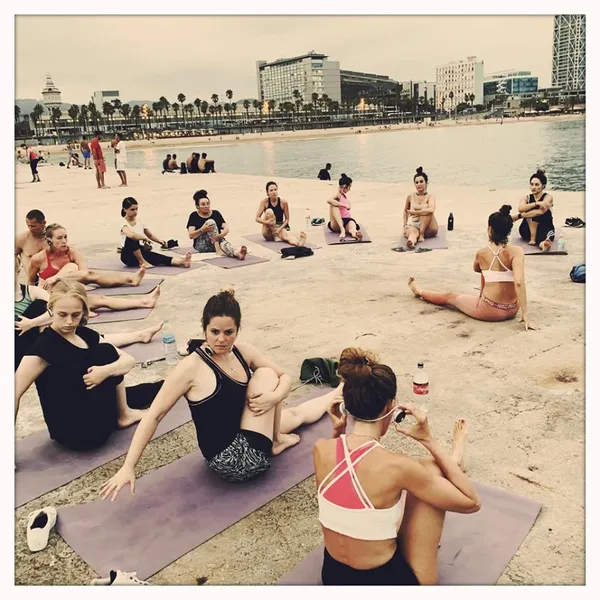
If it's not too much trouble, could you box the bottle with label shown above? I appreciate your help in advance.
[305,208,311,229]
[162,320,178,366]
[557,232,566,252]
[447,212,454,231]
[413,361,429,412]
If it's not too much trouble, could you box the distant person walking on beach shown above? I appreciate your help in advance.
[255,181,306,247]
[90,131,108,189]
[327,174,363,242]
[403,167,438,249]
[187,190,247,260]
[80,136,92,169]
[198,152,216,173]
[66,142,75,169]
[408,205,537,330]
[26,146,41,183]
[114,133,128,187]
[318,163,332,181]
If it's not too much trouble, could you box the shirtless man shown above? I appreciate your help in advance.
[168,154,179,171]
[15,209,47,284]
[80,136,92,169]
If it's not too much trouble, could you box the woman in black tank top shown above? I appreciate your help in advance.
[255,181,308,247]
[102,290,338,496]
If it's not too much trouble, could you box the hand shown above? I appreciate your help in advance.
[83,365,110,390]
[247,391,279,416]
[101,465,136,502]
[41,276,57,290]
[519,315,539,331]
[327,395,347,436]
[393,403,433,443]
[213,233,223,242]
[15,316,35,335]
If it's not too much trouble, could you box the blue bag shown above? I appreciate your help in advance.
[570,264,585,283]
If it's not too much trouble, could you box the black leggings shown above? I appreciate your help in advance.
[30,159,39,175]
[519,216,555,245]
[120,236,173,267]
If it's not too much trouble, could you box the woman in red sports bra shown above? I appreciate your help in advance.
[313,348,480,585]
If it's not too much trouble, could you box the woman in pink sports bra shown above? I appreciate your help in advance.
[314,348,480,585]
[408,205,537,331]
[327,173,363,242]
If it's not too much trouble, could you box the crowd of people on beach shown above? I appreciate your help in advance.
[15,152,564,585]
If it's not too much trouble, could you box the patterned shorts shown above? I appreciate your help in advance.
[207,432,271,482]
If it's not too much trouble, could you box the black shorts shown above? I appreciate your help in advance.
[328,218,360,231]
[321,546,419,586]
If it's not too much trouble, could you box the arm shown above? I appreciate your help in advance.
[403,196,411,226]
[82,345,136,390]
[275,200,290,233]
[15,356,48,421]
[15,286,52,333]
[187,225,204,240]
[518,194,543,214]
[410,195,436,216]
[142,227,164,245]
[327,194,343,207]
[27,254,42,285]
[219,222,230,238]
[15,232,26,258]
[255,200,269,225]
[122,224,151,242]
[67,248,89,278]
[510,249,536,330]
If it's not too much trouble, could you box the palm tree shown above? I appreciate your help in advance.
[102,101,113,128]
[152,102,161,127]
[216,104,223,125]
[267,99,276,121]
[185,103,194,129]
[15,105,21,124]
[226,89,233,105]
[224,103,231,121]
[171,103,180,127]
[51,107,62,140]
[440,96,446,115]
[448,91,454,118]
[252,99,260,118]
[121,103,131,127]
[88,102,100,130]
[208,105,216,126]
[194,98,202,127]
[112,98,123,124]
[311,93,319,115]
[177,93,186,127]
[231,102,237,122]
[243,99,251,122]
[200,100,209,127]
[469,93,475,106]
[79,104,89,133]
[131,105,141,128]
[29,112,38,136]
[211,94,219,108]
[67,104,79,134]
[159,97,169,127]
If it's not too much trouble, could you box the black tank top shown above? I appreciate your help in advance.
[268,197,285,224]
[186,344,252,460]
[529,193,554,228]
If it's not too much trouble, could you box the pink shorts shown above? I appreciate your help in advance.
[452,294,519,322]
[94,159,106,173]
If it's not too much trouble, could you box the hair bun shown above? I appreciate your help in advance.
[341,173,347,178]
[416,166,423,174]
[536,167,546,175]
[499,204,512,217]
[219,287,236,299]
[339,347,377,384]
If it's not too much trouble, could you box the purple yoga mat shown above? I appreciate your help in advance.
[87,278,164,297]
[393,225,449,251]
[277,481,542,585]
[15,397,191,507]
[322,223,371,245]
[242,233,321,252]
[87,256,206,275]
[56,388,333,580]
[122,339,165,364]
[201,254,270,269]
[511,227,567,255]
[88,307,153,324]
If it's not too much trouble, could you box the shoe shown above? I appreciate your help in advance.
[26,506,57,552]
[391,246,406,252]
[575,219,585,228]
[91,570,150,586]
[565,218,575,226]
[311,217,325,226]
[415,247,432,253]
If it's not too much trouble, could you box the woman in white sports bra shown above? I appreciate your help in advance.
[314,348,480,585]
[403,166,439,249]
[408,205,537,331]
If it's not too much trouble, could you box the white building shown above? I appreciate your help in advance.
[256,51,341,106]
[93,90,120,109]
[435,56,484,110]
[41,74,62,113]
[552,15,585,91]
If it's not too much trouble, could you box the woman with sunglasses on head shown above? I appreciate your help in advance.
[314,347,480,586]
[327,174,363,242]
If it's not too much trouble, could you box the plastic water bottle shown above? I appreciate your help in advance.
[557,232,566,252]
[447,212,454,231]
[305,208,311,229]
[413,362,429,413]
[162,320,178,365]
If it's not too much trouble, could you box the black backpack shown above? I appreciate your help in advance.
[280,246,314,259]
[180,162,187,174]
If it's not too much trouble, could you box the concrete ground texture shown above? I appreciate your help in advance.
[14,159,585,585]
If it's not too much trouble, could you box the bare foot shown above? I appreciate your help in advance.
[354,230,363,241]
[339,233,346,242]
[89,310,99,319]
[141,286,161,308]
[298,232,307,247]
[408,276,421,297]
[177,344,190,356]
[183,252,192,268]
[272,433,301,456]
[238,246,247,260]
[119,183,128,187]
[418,236,425,243]
[117,408,148,429]
[450,418,468,471]
[539,240,552,252]
[528,240,538,246]
[142,262,154,269]
[407,239,415,249]
[131,266,146,286]
[139,321,164,343]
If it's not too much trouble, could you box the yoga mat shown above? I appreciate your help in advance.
[122,339,165,364]
[87,256,206,275]
[15,397,190,507]
[87,278,164,297]
[511,227,568,255]
[242,233,321,252]
[169,246,199,255]
[393,226,449,251]
[277,481,542,585]
[56,388,333,580]
[322,224,371,245]
[201,254,270,269]
[88,307,153,324]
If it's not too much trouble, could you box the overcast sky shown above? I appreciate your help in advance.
[16,15,555,105]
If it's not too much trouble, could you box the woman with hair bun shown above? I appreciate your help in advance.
[515,168,555,252]
[327,174,363,242]
[102,289,336,498]
[314,347,480,585]
[408,205,537,330]
[403,166,438,249]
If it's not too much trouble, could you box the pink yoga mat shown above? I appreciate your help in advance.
[242,233,321,252]
[393,225,449,251]
[87,256,206,275]
[322,223,371,245]
[201,254,270,269]
[277,482,542,585]
[87,279,163,297]
[511,227,567,255]
[89,307,153,324]
[122,339,165,364]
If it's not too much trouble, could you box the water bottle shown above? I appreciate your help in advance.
[447,212,454,231]
[413,362,429,413]
[305,208,311,229]
[162,320,178,365]
[557,232,566,252]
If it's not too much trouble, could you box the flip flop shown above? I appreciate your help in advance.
[391,246,406,252]
[415,247,432,253]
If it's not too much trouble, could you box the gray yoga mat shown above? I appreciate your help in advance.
[169,246,199,255]
[322,223,371,245]
[511,227,567,255]
[122,338,165,364]
[15,397,190,507]
[88,307,153,324]
[243,233,321,252]
[87,278,164,297]
[87,256,206,275]
[393,225,449,251]
[201,254,270,269]
[56,388,333,580]
[277,481,542,585]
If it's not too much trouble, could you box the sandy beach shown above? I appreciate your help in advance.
[14,162,585,585]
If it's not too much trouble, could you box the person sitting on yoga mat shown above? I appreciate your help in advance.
[314,347,480,586]
[515,168,555,252]
[408,205,537,330]
[15,281,163,451]
[327,174,363,242]
[101,289,339,498]
[255,181,307,247]
[29,224,147,290]
[120,197,191,269]
[403,166,439,249]
[186,190,247,260]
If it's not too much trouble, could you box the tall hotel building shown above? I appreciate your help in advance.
[256,51,341,105]
[552,15,585,91]
[435,56,484,110]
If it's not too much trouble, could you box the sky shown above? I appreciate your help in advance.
[15,15,555,105]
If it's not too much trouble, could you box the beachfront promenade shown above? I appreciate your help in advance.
[14,163,585,584]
